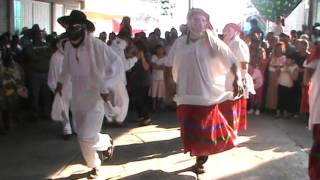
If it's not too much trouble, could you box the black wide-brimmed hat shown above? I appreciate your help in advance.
[25,24,45,38]
[58,10,95,32]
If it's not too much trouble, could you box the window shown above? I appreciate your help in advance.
[316,0,320,23]
[14,0,23,33]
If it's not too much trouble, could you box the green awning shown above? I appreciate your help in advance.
[251,0,302,22]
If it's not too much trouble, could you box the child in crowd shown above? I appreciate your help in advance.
[256,47,269,76]
[1,52,24,131]
[248,62,264,115]
[150,44,167,111]
[266,42,286,113]
[276,54,299,118]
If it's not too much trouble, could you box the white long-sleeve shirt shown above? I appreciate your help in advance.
[110,37,137,84]
[48,50,72,100]
[227,36,250,64]
[59,33,122,112]
[227,35,255,98]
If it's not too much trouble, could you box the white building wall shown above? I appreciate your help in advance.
[284,0,309,31]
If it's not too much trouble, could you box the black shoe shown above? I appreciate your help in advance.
[101,138,114,161]
[87,168,99,179]
[63,134,72,141]
[134,117,144,122]
[139,118,152,126]
[192,164,205,174]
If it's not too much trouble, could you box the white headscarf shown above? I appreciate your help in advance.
[186,8,213,42]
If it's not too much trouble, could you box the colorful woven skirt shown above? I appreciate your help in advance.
[309,124,320,180]
[300,84,310,113]
[177,104,237,156]
[239,97,248,131]
[218,100,240,133]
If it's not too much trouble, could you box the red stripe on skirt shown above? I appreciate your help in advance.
[300,85,309,113]
[309,124,320,180]
[177,104,237,156]
[239,97,247,131]
[219,100,240,133]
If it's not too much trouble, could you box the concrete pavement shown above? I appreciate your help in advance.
[0,111,312,180]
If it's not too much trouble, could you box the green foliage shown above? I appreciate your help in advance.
[251,0,302,22]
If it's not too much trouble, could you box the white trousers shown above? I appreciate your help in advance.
[61,100,76,135]
[105,83,129,123]
[74,105,112,168]
[62,116,72,135]
[52,94,75,135]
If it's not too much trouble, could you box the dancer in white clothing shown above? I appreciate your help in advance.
[107,30,138,126]
[221,23,254,134]
[48,38,74,140]
[56,10,122,178]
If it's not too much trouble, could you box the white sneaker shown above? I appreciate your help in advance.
[255,110,260,115]
[248,109,254,114]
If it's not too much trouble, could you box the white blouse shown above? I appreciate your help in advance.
[166,34,237,106]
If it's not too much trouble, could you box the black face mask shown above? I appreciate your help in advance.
[66,24,85,47]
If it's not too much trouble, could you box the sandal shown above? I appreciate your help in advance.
[102,138,114,161]
[192,164,205,174]
[87,168,99,179]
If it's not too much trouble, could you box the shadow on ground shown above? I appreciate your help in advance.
[117,168,197,180]
[214,153,308,180]
[104,137,182,166]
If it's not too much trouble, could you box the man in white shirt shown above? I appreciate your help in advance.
[56,10,122,178]
[165,8,242,174]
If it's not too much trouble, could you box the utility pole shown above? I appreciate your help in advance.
[308,0,314,29]
[189,0,192,10]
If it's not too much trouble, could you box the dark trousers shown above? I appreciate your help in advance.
[29,72,52,120]
[277,85,294,112]
[292,84,302,113]
[133,87,150,120]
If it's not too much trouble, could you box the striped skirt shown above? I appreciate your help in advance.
[309,124,320,180]
[239,97,248,131]
[177,104,237,156]
[218,98,247,134]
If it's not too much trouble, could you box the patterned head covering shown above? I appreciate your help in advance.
[224,23,241,33]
